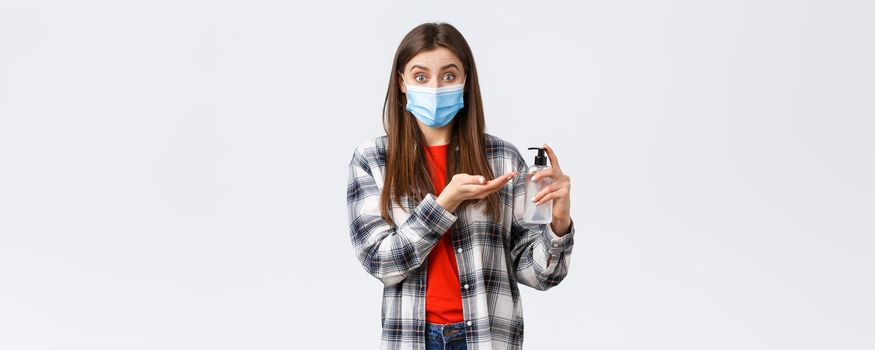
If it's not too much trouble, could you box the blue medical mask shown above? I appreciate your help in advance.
[402,76,466,128]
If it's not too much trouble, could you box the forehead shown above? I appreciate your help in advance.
[404,47,463,72]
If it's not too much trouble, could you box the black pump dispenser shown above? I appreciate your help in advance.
[528,147,548,166]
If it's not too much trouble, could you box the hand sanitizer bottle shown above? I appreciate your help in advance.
[523,147,553,224]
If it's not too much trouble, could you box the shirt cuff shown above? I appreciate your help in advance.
[419,192,458,234]
[544,217,575,256]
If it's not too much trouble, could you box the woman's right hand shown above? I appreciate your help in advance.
[436,171,517,212]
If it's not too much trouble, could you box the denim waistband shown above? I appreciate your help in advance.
[425,321,467,343]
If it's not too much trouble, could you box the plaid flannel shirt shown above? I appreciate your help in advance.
[346,133,576,350]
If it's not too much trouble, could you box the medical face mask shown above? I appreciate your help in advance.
[402,76,466,128]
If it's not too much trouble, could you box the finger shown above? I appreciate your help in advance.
[543,143,562,172]
[534,186,569,205]
[459,171,515,192]
[460,174,488,185]
[483,171,517,189]
[535,189,563,205]
[486,171,517,183]
[531,184,557,203]
[499,170,518,181]
[530,168,557,182]
[535,191,554,205]
[470,172,517,196]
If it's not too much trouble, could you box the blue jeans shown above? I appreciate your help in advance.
[425,321,468,350]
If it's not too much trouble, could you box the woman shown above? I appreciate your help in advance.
[347,22,576,350]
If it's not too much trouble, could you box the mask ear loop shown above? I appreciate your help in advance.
[402,73,418,154]
[400,74,411,94]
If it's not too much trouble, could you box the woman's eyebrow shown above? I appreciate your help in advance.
[409,63,460,72]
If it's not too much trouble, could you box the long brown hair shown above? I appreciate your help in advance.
[380,22,501,228]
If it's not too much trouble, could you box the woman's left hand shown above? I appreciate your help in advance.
[530,143,573,236]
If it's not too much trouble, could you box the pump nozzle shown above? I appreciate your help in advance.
[527,147,548,166]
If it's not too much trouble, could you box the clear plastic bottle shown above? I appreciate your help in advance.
[523,147,553,224]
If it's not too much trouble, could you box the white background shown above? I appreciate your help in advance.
[1,0,873,349]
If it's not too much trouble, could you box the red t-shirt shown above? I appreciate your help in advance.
[422,143,464,324]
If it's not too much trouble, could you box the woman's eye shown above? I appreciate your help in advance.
[443,73,455,80]
[415,74,426,82]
